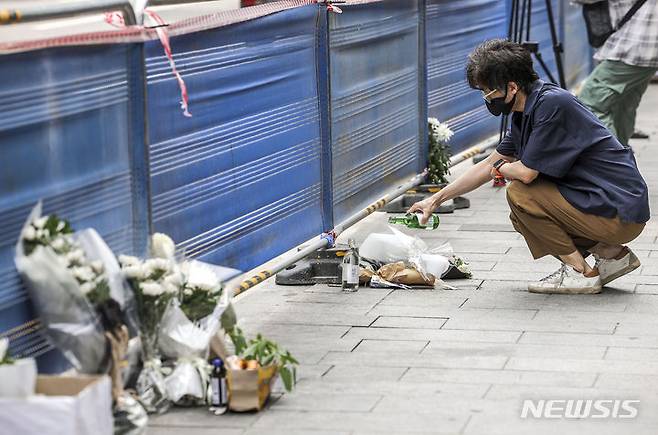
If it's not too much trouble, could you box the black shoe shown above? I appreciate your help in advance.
[631,130,650,139]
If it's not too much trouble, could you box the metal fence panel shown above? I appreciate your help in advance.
[145,5,325,272]
[329,0,424,223]
[426,0,507,153]
[0,43,148,372]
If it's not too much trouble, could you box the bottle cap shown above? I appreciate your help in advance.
[212,358,223,367]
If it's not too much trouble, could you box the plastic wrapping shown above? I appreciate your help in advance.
[360,227,452,282]
[14,204,104,373]
[159,261,232,404]
[113,393,148,435]
[14,203,138,374]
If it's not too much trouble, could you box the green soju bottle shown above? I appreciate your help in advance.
[388,213,440,230]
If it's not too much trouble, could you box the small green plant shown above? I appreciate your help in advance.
[427,118,454,184]
[228,327,299,392]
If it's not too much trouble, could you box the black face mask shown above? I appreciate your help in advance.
[485,89,517,116]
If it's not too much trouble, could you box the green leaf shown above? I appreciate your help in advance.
[279,366,294,392]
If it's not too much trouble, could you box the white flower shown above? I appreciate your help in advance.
[118,255,140,267]
[35,229,45,239]
[80,282,95,295]
[185,261,219,292]
[90,260,104,275]
[143,258,171,278]
[73,266,95,283]
[33,216,48,229]
[42,229,50,239]
[0,338,8,361]
[141,281,165,297]
[56,221,65,232]
[163,271,183,289]
[151,233,176,260]
[183,287,193,296]
[66,249,85,266]
[122,265,145,280]
[428,118,454,143]
[51,237,66,251]
[22,226,37,241]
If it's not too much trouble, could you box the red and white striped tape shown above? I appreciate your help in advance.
[144,9,191,117]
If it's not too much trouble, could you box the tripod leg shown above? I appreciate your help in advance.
[543,0,567,88]
[534,52,558,84]
[518,0,528,43]
[508,0,516,39]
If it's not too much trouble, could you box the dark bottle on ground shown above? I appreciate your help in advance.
[209,357,228,415]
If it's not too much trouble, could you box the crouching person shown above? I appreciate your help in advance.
[410,39,650,294]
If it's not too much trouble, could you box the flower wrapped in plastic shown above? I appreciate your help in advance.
[159,260,231,405]
[119,233,182,414]
[14,202,137,374]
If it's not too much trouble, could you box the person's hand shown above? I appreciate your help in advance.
[407,196,437,225]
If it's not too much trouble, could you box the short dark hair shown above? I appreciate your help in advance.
[466,39,539,94]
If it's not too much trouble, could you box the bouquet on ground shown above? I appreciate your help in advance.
[159,260,230,405]
[14,202,136,374]
[119,233,182,413]
[427,117,454,185]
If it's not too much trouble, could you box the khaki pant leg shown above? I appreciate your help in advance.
[506,180,645,259]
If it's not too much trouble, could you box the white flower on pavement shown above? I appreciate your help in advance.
[66,249,85,266]
[141,281,165,296]
[163,271,184,294]
[123,265,145,280]
[80,282,95,295]
[118,255,140,267]
[90,261,104,275]
[51,237,66,251]
[73,266,95,283]
[151,233,176,260]
[0,338,8,361]
[185,261,219,292]
[22,226,36,241]
[33,216,48,229]
[143,258,171,277]
[429,118,454,143]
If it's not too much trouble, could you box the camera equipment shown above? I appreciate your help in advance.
[499,0,567,142]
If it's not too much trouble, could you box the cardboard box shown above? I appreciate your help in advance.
[227,365,277,412]
[0,375,113,435]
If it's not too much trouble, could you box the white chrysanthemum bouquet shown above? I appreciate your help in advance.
[14,203,135,374]
[428,117,454,184]
[121,233,229,408]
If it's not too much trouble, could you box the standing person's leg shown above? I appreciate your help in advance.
[579,60,658,145]
[612,67,658,145]
[579,60,620,137]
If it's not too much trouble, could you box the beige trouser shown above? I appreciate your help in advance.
[506,180,645,259]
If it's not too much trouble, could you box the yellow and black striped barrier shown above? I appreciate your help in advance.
[236,270,273,295]
[0,9,22,25]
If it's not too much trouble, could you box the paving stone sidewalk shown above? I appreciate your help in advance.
[150,85,658,434]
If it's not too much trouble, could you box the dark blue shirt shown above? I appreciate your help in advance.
[497,80,650,224]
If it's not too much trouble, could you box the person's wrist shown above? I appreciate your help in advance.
[431,191,445,208]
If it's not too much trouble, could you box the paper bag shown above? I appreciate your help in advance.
[227,365,277,412]
[378,262,435,286]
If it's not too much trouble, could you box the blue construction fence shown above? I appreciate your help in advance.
[0,0,592,371]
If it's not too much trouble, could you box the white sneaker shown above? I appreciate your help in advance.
[528,264,602,294]
[594,247,641,286]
